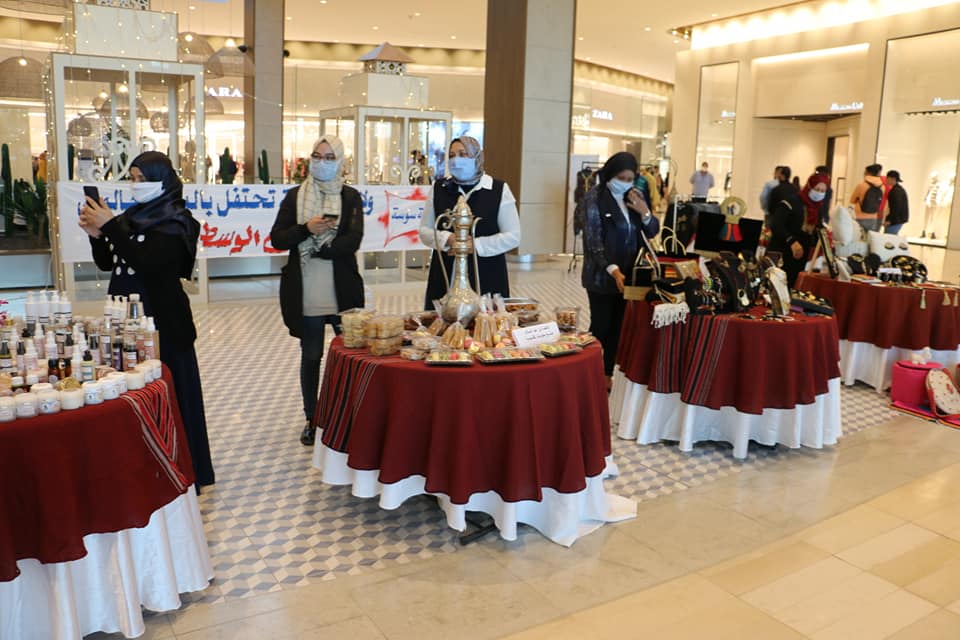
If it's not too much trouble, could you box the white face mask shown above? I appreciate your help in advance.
[130,181,163,204]
[608,179,633,196]
[809,190,827,202]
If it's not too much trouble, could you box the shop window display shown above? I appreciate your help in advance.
[877,29,960,245]
[694,62,739,200]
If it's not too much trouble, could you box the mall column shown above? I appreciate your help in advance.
[484,0,576,256]
[243,0,284,184]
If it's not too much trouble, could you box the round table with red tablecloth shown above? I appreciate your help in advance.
[311,337,636,546]
[795,273,960,390]
[611,301,842,459]
[0,370,212,640]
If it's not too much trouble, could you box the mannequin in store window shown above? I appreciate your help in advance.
[419,136,521,308]
[581,152,661,391]
[79,151,215,488]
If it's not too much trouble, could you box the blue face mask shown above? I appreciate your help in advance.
[310,158,339,182]
[449,156,477,183]
[608,179,633,197]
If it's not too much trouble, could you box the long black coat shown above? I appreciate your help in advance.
[270,185,365,338]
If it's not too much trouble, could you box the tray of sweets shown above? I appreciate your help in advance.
[540,342,583,357]
[557,332,595,347]
[425,350,474,366]
[503,297,538,312]
[475,348,544,364]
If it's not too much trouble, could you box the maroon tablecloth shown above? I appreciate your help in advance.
[616,302,840,414]
[314,339,611,504]
[795,273,960,351]
[0,370,194,583]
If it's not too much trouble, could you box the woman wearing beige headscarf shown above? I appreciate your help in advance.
[418,136,521,308]
[270,136,365,445]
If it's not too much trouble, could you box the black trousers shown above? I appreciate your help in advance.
[160,342,215,487]
[587,290,627,376]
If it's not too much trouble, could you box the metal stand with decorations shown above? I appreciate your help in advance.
[45,3,206,302]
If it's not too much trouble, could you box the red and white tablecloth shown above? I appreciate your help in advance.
[613,301,842,458]
[796,273,960,390]
[311,338,636,546]
[0,371,212,640]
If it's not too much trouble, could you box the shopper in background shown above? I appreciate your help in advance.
[799,171,831,233]
[813,165,833,224]
[80,151,215,487]
[850,163,886,232]
[766,165,812,287]
[689,161,714,201]
[581,152,661,391]
[270,136,365,447]
[759,166,786,223]
[883,170,909,235]
[419,136,521,308]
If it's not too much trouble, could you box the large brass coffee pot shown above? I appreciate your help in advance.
[434,195,482,325]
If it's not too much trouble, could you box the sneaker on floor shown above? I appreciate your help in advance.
[300,422,316,446]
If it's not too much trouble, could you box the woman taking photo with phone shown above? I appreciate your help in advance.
[270,136,364,446]
[79,151,215,487]
[581,152,660,391]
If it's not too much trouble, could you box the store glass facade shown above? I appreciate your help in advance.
[694,62,738,200]
[877,28,960,245]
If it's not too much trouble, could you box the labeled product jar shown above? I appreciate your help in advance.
[37,390,61,415]
[107,372,127,394]
[82,381,103,405]
[60,388,84,410]
[16,393,38,418]
[100,378,120,400]
[125,370,145,390]
[0,396,15,422]
[30,382,54,395]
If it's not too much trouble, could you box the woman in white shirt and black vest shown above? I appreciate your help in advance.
[419,136,521,308]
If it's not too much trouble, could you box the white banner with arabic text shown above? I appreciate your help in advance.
[57,182,431,264]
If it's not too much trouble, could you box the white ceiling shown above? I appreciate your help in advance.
[42,0,792,83]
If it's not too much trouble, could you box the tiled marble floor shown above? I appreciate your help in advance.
[41,257,960,639]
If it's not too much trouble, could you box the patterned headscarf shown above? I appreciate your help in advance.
[450,135,484,185]
[297,135,345,264]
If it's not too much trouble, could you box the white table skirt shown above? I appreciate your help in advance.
[615,378,843,459]
[839,339,960,391]
[0,491,212,640]
[312,446,637,546]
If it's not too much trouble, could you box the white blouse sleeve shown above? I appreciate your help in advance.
[418,185,451,251]
[473,182,521,257]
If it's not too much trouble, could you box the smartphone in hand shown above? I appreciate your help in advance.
[82,185,100,204]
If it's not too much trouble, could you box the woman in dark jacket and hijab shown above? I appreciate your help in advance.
[767,166,812,287]
[270,136,364,446]
[80,151,215,487]
[581,152,660,389]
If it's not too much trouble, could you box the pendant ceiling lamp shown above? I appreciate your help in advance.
[67,114,93,138]
[178,94,223,127]
[149,110,169,133]
[0,57,43,99]
[97,95,150,120]
[178,32,224,78]
[207,45,255,78]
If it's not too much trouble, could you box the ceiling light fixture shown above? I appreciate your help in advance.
[17,57,26,66]
[692,0,958,49]
[643,26,651,31]
[450,35,457,40]
[225,37,236,48]
[577,36,584,41]
[372,25,379,30]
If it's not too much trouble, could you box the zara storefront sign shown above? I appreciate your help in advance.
[591,109,614,121]
[932,97,960,107]
[207,86,243,99]
[829,101,863,112]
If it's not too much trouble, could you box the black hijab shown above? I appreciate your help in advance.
[597,151,638,185]
[127,151,200,278]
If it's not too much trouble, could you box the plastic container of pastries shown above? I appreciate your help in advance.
[472,313,497,348]
[425,350,473,366]
[341,308,375,348]
[368,335,403,356]
[540,342,582,357]
[400,346,427,361]
[363,314,404,339]
[503,297,538,312]
[555,306,580,332]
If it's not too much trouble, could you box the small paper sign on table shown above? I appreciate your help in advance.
[512,322,561,349]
